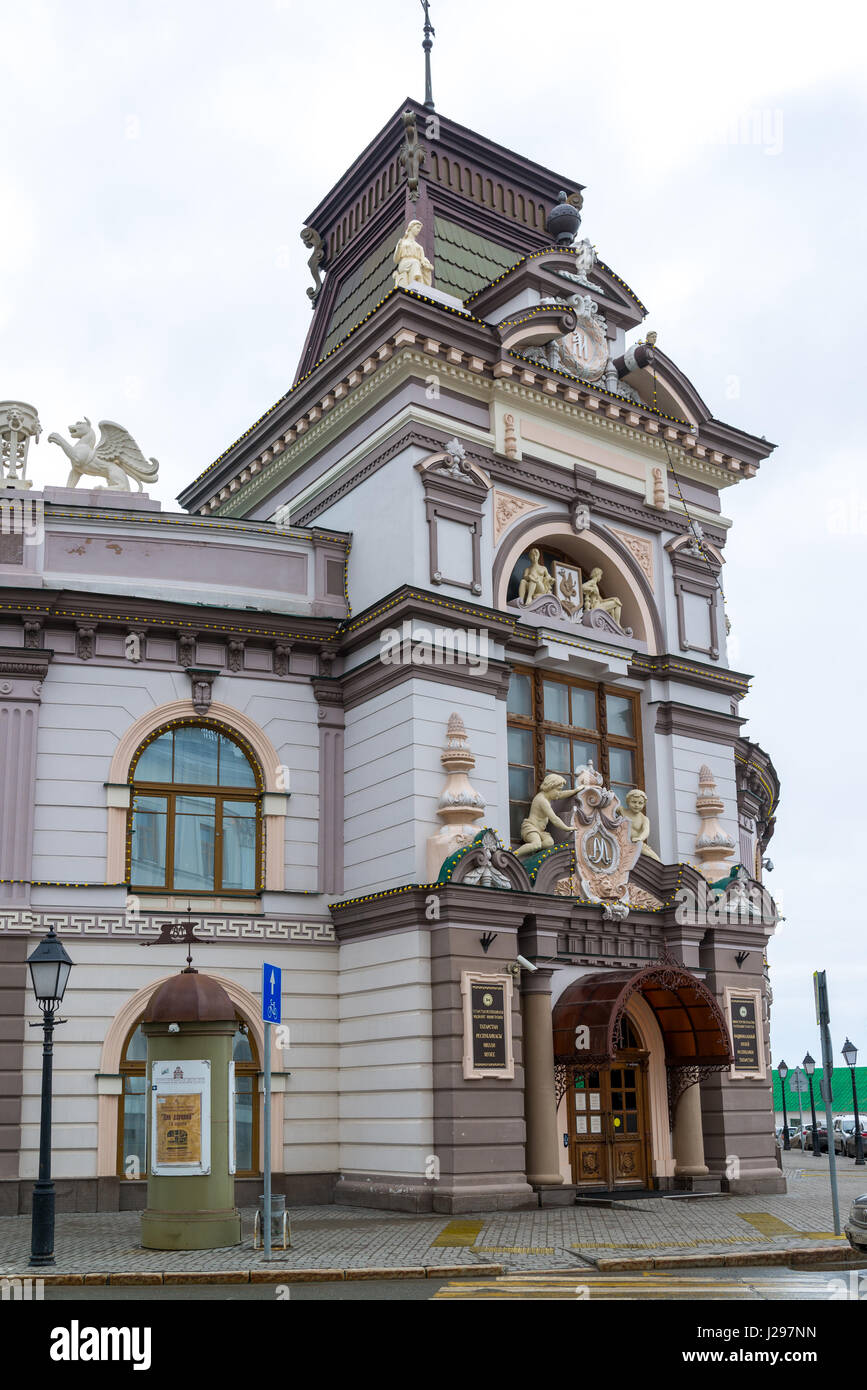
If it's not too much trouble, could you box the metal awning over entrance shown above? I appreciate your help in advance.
[552,964,734,1071]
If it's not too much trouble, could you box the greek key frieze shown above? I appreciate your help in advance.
[0,910,335,944]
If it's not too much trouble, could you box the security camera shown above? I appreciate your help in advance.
[167,1023,180,1034]
[762,857,774,872]
[516,955,538,973]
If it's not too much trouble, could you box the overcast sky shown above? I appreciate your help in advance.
[3,0,865,1077]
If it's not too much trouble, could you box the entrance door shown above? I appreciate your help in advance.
[567,1056,651,1190]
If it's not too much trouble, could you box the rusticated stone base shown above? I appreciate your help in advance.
[334,1173,537,1213]
[533,1182,579,1207]
[0,1172,338,1214]
[724,1172,787,1195]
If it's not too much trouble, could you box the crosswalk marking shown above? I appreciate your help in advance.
[432,1272,841,1301]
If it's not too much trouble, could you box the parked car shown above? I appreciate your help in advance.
[845,1123,867,1159]
[803,1123,829,1153]
[844,1194,867,1254]
[775,1124,801,1146]
[833,1117,856,1154]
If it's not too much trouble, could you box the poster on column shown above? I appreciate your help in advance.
[151,1059,211,1175]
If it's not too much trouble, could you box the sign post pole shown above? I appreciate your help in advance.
[814,970,841,1236]
[261,962,282,1261]
[793,1066,805,1136]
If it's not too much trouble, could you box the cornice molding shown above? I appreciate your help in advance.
[0,646,53,679]
[654,701,745,746]
[339,650,512,712]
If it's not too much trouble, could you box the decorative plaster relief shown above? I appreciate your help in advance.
[492,488,542,543]
[609,526,654,590]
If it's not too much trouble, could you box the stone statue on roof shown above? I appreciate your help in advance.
[48,417,159,491]
[392,220,433,290]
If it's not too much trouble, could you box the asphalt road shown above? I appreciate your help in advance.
[38,1264,867,1301]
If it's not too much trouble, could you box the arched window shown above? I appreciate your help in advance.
[127,723,262,895]
[117,1016,260,1179]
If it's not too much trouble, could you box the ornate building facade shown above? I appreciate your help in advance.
[0,98,782,1215]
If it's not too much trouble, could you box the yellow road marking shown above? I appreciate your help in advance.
[430,1220,484,1248]
[738,1213,798,1236]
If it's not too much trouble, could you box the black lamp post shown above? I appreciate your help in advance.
[26,927,74,1267]
[803,1051,821,1159]
[842,1038,864,1166]
[777,1059,791,1150]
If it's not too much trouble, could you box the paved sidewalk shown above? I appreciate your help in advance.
[1,1152,863,1280]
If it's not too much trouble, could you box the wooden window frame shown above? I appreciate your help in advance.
[507,666,644,846]
[126,723,264,897]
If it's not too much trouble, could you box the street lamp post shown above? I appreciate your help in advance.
[803,1052,821,1160]
[26,927,74,1267]
[842,1038,864,1166]
[777,1059,791,1150]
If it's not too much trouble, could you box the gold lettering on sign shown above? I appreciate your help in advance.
[155,1093,203,1165]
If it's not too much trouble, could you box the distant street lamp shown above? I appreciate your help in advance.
[803,1052,821,1159]
[26,927,74,1266]
[842,1038,864,1166]
[777,1059,791,1150]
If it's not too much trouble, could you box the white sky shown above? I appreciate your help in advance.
[3,0,866,1076]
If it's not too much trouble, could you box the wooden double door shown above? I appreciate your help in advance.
[567,1053,652,1190]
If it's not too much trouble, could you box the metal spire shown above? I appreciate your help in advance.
[420,0,435,112]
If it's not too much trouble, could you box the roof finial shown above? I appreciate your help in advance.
[420,0,435,112]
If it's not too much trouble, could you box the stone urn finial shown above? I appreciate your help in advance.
[0,401,40,490]
[693,764,736,883]
[426,713,486,879]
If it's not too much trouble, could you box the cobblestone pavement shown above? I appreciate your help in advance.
[1,1152,863,1277]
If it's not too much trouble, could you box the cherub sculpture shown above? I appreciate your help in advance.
[623,789,661,861]
[582,567,623,627]
[392,220,433,290]
[514,773,576,859]
[518,548,554,605]
[48,418,159,492]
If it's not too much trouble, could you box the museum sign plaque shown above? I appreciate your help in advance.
[471,983,507,1070]
[729,995,761,1074]
[461,972,515,1080]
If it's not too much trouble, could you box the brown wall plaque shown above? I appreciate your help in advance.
[730,996,760,1073]
[471,983,507,1070]
[461,972,515,1079]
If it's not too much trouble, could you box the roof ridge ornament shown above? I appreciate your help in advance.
[398,109,426,202]
[420,0,435,113]
[546,190,583,246]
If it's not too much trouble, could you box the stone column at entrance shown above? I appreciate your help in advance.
[673,1080,709,1178]
[520,968,564,1190]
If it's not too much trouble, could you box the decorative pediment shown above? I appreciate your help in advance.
[416,437,491,491]
[442,829,532,892]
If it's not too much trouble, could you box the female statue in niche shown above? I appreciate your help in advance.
[518,548,554,605]
[582,567,623,627]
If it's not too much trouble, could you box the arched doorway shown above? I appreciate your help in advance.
[553,964,733,1192]
[566,1015,651,1190]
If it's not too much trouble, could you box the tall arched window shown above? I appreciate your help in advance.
[127,722,263,895]
[117,1016,260,1178]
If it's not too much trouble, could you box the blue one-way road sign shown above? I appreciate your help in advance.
[262,962,281,1024]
